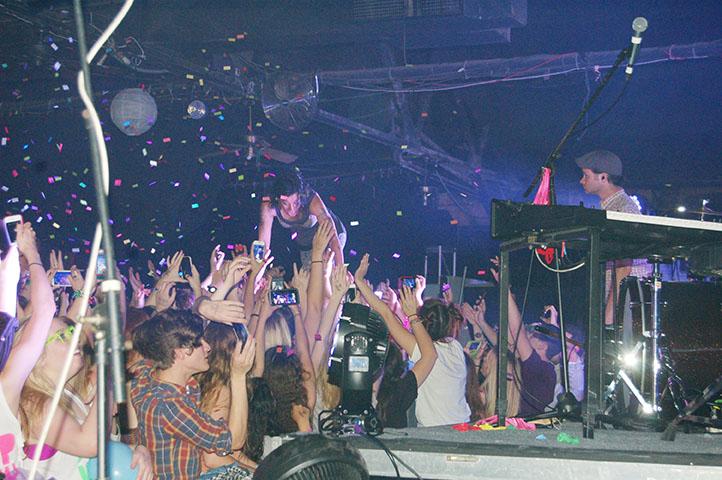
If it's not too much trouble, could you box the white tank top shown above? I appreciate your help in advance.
[0,380,25,478]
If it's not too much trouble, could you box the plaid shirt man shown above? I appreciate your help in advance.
[129,359,232,479]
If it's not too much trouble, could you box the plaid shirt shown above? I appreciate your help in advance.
[129,360,232,480]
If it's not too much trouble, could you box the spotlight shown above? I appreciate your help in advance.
[254,434,368,480]
[622,351,638,368]
[676,205,686,213]
[324,303,388,434]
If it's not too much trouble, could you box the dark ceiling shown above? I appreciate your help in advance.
[1,0,721,284]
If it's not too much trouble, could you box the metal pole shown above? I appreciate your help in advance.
[95,330,108,480]
[496,249,510,425]
[651,261,662,415]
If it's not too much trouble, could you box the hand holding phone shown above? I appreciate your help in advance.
[179,256,193,279]
[251,241,265,263]
[2,215,22,259]
[399,276,416,290]
[96,250,107,279]
[52,270,74,288]
[270,288,299,306]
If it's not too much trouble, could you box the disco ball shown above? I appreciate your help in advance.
[110,88,157,136]
[187,100,207,120]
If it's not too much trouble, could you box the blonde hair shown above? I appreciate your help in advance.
[480,349,521,418]
[16,317,91,439]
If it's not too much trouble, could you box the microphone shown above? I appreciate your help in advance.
[625,17,648,79]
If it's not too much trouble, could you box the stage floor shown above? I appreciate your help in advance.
[265,422,722,480]
[346,423,722,479]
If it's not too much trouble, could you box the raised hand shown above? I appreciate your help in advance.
[16,223,41,264]
[154,281,176,312]
[414,275,426,305]
[49,249,64,272]
[311,219,334,259]
[231,334,256,376]
[330,264,351,298]
[489,256,500,283]
[198,299,246,324]
[185,259,203,298]
[159,251,186,284]
[399,285,419,318]
[69,265,85,292]
[290,262,310,294]
[355,253,370,284]
[210,244,225,273]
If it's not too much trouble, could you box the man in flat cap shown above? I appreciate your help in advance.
[576,150,649,326]
[576,150,640,214]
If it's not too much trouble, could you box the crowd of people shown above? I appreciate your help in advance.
[0,169,591,480]
[0,225,585,479]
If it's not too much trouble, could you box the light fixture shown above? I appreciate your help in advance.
[324,303,388,434]
[676,205,686,213]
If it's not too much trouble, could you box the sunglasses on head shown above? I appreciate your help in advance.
[46,324,75,346]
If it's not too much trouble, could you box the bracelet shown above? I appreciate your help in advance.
[410,318,423,326]
[71,290,85,299]
[407,314,419,320]
[311,260,323,264]
[28,262,43,268]
[250,313,259,318]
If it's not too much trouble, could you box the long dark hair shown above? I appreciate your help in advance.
[263,345,308,434]
[375,342,406,427]
[270,169,312,209]
[197,322,239,412]
[418,299,463,342]
[243,377,280,462]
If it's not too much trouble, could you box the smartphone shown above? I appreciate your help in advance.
[231,323,249,344]
[2,215,22,257]
[251,240,265,262]
[270,288,299,306]
[465,340,481,351]
[96,250,107,279]
[271,277,285,291]
[52,270,74,287]
[399,276,416,290]
[345,285,356,303]
[179,256,193,278]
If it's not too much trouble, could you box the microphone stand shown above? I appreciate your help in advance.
[522,46,631,204]
[73,2,127,478]
[520,45,631,427]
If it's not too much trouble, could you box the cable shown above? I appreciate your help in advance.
[364,434,424,480]
[534,250,586,273]
[27,1,134,478]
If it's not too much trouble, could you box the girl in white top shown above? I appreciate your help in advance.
[0,225,56,479]
[373,273,470,427]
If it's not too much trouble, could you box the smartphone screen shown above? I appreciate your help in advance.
[52,270,74,287]
[96,250,107,279]
[251,241,265,262]
[270,288,299,306]
[399,276,416,289]
[271,277,284,291]
[345,286,356,303]
[179,257,192,278]
[3,215,22,245]
[232,323,249,344]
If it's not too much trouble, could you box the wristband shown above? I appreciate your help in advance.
[314,333,322,342]
[71,290,85,299]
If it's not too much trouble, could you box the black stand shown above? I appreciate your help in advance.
[522,46,630,204]
[508,46,631,436]
[73,2,127,479]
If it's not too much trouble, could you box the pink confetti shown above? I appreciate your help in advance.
[56,143,63,152]
[114,179,122,186]
[163,137,171,143]
[392,253,401,259]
